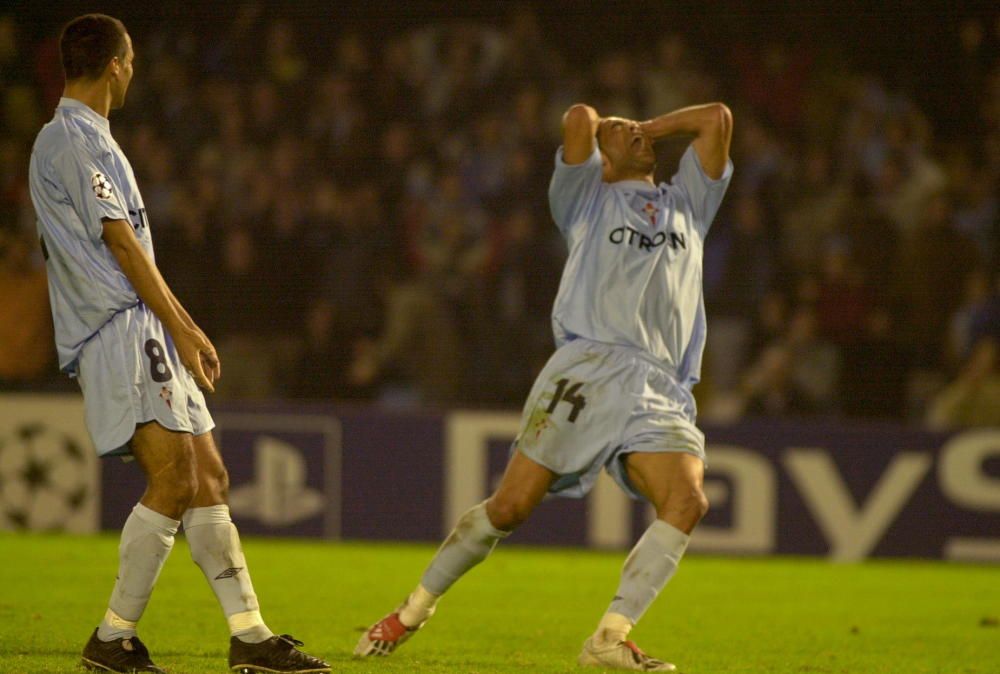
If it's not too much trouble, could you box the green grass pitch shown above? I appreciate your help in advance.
[0,534,997,673]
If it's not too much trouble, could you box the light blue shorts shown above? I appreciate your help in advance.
[76,303,215,456]
[514,338,705,500]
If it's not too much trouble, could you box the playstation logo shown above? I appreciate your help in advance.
[229,436,324,526]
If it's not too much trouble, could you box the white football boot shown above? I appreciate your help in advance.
[354,600,433,657]
[578,636,677,671]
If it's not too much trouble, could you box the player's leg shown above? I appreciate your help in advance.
[84,422,197,673]
[357,338,621,658]
[581,451,706,672]
[609,451,706,626]
[181,431,271,642]
[355,450,555,656]
[181,432,330,673]
[416,449,556,607]
[98,421,197,639]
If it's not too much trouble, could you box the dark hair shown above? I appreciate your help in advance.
[60,14,128,81]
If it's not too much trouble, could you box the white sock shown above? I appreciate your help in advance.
[593,612,634,646]
[399,584,440,627]
[97,504,179,641]
[419,501,510,595]
[606,520,690,623]
[183,505,273,643]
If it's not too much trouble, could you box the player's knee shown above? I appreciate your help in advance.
[486,495,534,531]
[659,484,709,531]
[215,465,230,500]
[168,468,199,514]
[200,463,229,503]
[147,452,199,516]
[692,487,710,521]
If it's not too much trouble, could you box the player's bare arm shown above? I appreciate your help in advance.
[561,103,601,164]
[639,103,733,179]
[101,218,217,391]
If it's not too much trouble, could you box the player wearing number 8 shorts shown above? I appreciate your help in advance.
[29,14,328,673]
[357,101,733,671]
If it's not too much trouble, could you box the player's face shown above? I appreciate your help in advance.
[597,117,655,180]
[111,34,134,109]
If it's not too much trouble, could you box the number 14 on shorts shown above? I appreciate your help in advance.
[546,378,586,422]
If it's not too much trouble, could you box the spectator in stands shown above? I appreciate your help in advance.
[265,19,308,86]
[0,228,54,387]
[410,167,493,315]
[287,299,374,401]
[815,239,874,347]
[875,119,947,237]
[780,145,850,275]
[784,305,841,412]
[927,337,1000,430]
[475,206,563,403]
[891,191,980,365]
[210,226,275,399]
[839,307,909,419]
[945,268,997,368]
[740,304,840,417]
[740,344,815,418]
[347,279,465,406]
[705,192,777,393]
[641,34,700,117]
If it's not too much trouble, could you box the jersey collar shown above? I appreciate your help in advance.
[58,97,111,132]
[611,179,658,192]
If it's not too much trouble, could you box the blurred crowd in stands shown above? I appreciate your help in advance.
[1,3,997,428]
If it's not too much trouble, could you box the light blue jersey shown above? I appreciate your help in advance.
[548,144,733,390]
[511,144,733,497]
[29,97,151,375]
[29,97,212,456]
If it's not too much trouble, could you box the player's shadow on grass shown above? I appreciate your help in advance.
[19,646,221,659]
[153,650,220,659]
[325,652,475,670]
[11,647,82,657]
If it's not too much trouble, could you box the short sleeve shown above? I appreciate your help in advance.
[50,141,130,244]
[548,145,605,233]
[672,144,733,237]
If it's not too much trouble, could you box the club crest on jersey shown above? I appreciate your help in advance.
[91,172,114,200]
[643,201,658,225]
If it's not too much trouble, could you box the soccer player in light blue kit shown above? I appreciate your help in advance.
[357,101,733,670]
[28,14,328,674]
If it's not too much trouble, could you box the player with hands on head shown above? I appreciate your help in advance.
[356,98,733,671]
[28,14,328,674]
